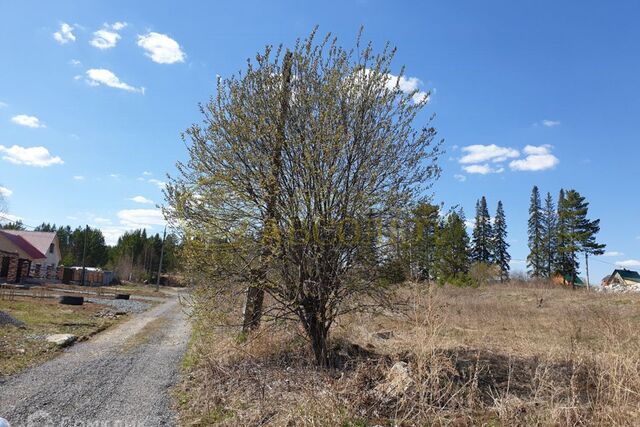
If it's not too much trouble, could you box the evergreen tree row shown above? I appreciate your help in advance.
[527,186,605,286]
[365,198,510,286]
[470,196,511,282]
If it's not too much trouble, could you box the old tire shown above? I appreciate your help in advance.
[114,294,130,300]
[59,296,84,305]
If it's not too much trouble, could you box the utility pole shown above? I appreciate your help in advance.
[585,253,590,291]
[81,224,88,286]
[155,227,166,292]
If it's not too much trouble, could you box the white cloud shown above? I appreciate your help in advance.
[117,208,165,228]
[111,22,127,31]
[453,174,467,182]
[602,251,624,257]
[0,145,63,167]
[129,195,154,204]
[411,91,430,104]
[69,59,81,67]
[53,23,76,44]
[542,119,560,127]
[616,260,640,268]
[0,213,22,223]
[85,69,145,94]
[90,29,121,49]
[523,144,552,155]
[90,22,128,49]
[142,171,152,176]
[509,145,559,171]
[73,175,85,181]
[385,74,420,92]
[137,32,185,64]
[459,144,519,164]
[462,164,504,175]
[148,178,166,189]
[0,101,7,108]
[93,217,112,224]
[11,114,45,128]
[384,73,430,104]
[0,186,13,197]
[109,173,120,178]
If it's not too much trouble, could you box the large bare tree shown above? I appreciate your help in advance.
[166,29,442,366]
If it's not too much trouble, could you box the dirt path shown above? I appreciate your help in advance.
[0,295,190,426]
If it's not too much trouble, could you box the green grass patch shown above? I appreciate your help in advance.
[0,296,124,376]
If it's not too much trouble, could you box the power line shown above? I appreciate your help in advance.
[0,214,38,230]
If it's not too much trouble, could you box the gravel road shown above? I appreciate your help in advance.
[0,295,190,426]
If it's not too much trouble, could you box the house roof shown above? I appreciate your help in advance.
[0,230,46,260]
[1,230,56,257]
[613,269,640,283]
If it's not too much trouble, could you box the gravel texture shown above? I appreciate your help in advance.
[0,311,25,328]
[86,297,151,313]
[0,295,190,426]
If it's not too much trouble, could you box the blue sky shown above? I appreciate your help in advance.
[1,0,639,282]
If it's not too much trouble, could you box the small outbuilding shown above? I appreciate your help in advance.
[552,273,586,288]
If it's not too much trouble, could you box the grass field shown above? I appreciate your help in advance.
[0,296,124,376]
[177,282,640,426]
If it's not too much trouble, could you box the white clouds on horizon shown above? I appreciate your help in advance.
[53,22,76,44]
[117,208,166,228]
[11,114,45,128]
[73,175,85,181]
[137,32,185,64]
[509,145,559,171]
[0,145,63,167]
[0,186,13,197]
[0,213,22,223]
[542,119,561,127]
[85,69,145,94]
[616,259,640,268]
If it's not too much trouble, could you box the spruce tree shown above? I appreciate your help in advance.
[527,185,544,277]
[492,201,510,282]
[410,202,440,281]
[434,209,470,284]
[541,192,558,277]
[554,189,570,275]
[471,196,492,264]
[557,189,606,287]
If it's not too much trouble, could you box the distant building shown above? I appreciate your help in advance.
[552,273,586,288]
[603,269,640,287]
[0,230,61,283]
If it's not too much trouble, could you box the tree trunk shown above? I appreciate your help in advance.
[241,51,293,333]
[242,284,264,333]
[307,315,330,367]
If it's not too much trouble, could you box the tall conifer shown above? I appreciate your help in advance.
[527,186,544,277]
[492,201,510,282]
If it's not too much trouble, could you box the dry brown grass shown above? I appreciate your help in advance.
[177,282,640,426]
